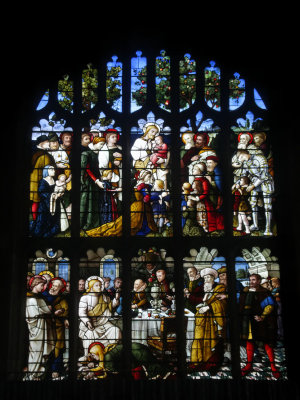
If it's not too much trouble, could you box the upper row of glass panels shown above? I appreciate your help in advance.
[37,51,267,114]
[29,110,275,238]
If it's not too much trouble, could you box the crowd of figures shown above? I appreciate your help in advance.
[180,131,224,236]
[29,123,274,238]
[29,131,72,237]
[24,252,284,381]
[231,131,275,236]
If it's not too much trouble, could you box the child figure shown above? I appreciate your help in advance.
[50,173,72,215]
[149,135,168,167]
[232,176,252,234]
[99,169,121,225]
[150,179,171,233]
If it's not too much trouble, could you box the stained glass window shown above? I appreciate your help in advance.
[19,48,289,386]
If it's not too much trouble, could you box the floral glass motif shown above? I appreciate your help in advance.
[130,113,172,237]
[184,247,231,379]
[80,119,122,237]
[106,56,122,112]
[131,248,176,379]
[29,116,72,238]
[204,61,221,111]
[58,74,74,113]
[229,73,245,111]
[231,112,276,236]
[24,249,70,381]
[180,112,224,237]
[131,50,147,113]
[236,247,286,380]
[179,53,196,112]
[82,64,98,113]
[77,248,123,379]
[156,50,171,112]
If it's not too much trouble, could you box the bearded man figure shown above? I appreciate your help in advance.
[190,267,227,374]
[78,276,121,356]
[48,277,69,378]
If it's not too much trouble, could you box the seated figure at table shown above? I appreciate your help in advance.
[155,269,175,311]
[132,279,151,310]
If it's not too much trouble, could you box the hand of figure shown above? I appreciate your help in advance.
[64,319,69,328]
[254,315,263,322]
[246,184,255,192]
[54,308,65,316]
[86,321,94,330]
[198,306,209,314]
[216,294,227,300]
[191,155,199,161]
[113,152,122,158]
[96,180,104,189]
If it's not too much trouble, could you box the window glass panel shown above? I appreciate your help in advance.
[106,56,122,112]
[24,249,70,381]
[254,88,267,109]
[131,247,176,379]
[179,53,196,112]
[82,64,98,113]
[78,248,123,379]
[81,122,122,237]
[130,113,172,237]
[231,112,276,236]
[131,50,147,113]
[236,248,286,380]
[180,112,224,237]
[36,90,49,110]
[58,75,74,112]
[229,73,245,110]
[204,61,221,111]
[29,118,73,238]
[185,247,231,378]
[156,50,171,112]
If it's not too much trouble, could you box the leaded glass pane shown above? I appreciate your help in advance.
[236,248,286,380]
[24,249,70,381]
[78,248,123,379]
[29,119,72,238]
[185,247,231,379]
[131,248,176,379]
[130,114,172,237]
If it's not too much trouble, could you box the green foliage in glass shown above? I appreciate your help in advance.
[179,55,196,110]
[155,50,171,111]
[229,75,244,102]
[58,74,74,112]
[106,64,122,107]
[204,69,220,109]
[82,64,98,112]
[131,68,147,107]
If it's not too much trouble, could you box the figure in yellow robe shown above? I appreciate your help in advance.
[190,280,227,371]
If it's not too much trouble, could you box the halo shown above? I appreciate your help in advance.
[39,270,55,279]
[49,277,67,293]
[238,131,253,144]
[142,122,161,134]
[85,275,104,290]
[29,275,48,292]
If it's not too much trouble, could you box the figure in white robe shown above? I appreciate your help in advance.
[78,276,121,356]
[25,275,55,380]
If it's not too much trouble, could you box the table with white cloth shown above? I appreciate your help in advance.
[131,309,172,345]
[184,308,195,360]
